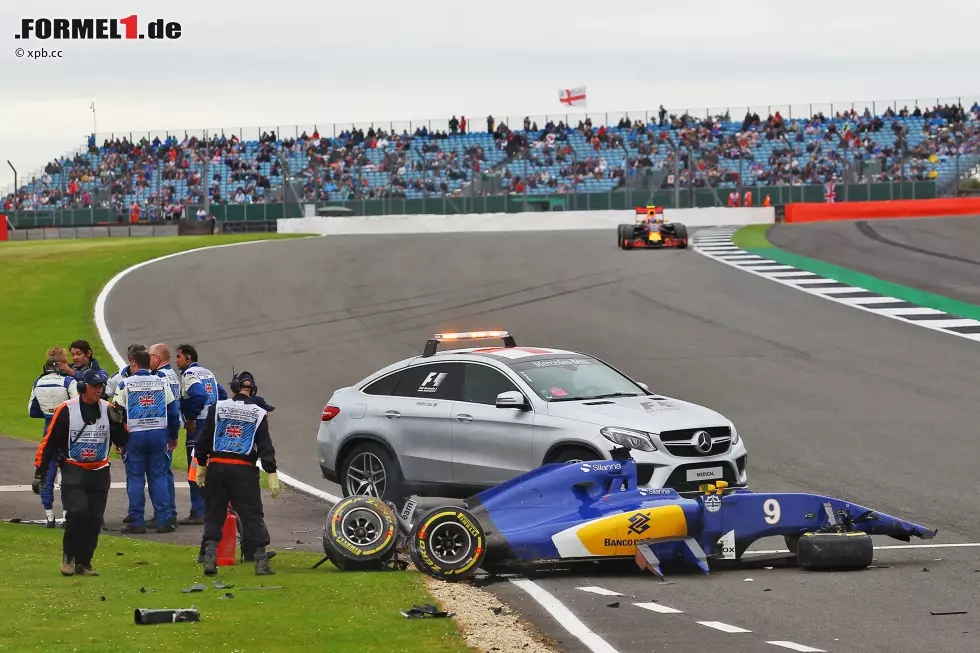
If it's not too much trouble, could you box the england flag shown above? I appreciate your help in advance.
[559,86,587,107]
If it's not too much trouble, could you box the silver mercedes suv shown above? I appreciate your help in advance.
[316,331,748,503]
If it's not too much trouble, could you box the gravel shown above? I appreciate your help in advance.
[423,575,560,653]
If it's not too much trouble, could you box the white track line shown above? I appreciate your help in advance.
[874,307,947,316]
[767,642,826,652]
[93,236,342,505]
[790,279,848,286]
[697,621,752,634]
[634,602,683,614]
[510,579,620,653]
[768,271,817,278]
[577,586,622,596]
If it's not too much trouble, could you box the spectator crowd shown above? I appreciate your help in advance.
[6,101,980,215]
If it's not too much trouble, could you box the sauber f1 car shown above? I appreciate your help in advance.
[318,447,937,581]
[618,206,688,250]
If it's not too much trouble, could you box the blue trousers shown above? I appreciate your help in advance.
[166,448,176,521]
[124,429,173,528]
[40,416,59,510]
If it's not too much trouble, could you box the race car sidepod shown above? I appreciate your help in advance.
[320,452,937,581]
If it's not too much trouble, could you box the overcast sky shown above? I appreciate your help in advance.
[2,0,979,191]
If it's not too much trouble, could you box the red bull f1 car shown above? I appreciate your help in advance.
[318,446,937,581]
[618,206,688,250]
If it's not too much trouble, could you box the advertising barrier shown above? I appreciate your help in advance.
[784,198,980,223]
[6,224,179,241]
[277,207,775,236]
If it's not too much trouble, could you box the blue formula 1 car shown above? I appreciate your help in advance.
[318,448,937,581]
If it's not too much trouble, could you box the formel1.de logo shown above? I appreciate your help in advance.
[16,16,182,41]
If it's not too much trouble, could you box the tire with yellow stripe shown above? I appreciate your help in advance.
[322,496,398,571]
[796,531,873,571]
[408,507,486,582]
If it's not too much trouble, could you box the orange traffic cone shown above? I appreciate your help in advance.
[217,506,237,566]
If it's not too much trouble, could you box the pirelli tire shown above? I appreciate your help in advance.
[795,531,874,571]
[617,224,633,249]
[409,506,487,582]
[673,223,689,248]
[322,496,399,571]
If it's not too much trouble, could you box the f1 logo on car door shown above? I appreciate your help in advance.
[418,372,448,393]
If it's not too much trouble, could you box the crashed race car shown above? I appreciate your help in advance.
[318,446,937,581]
[618,205,688,250]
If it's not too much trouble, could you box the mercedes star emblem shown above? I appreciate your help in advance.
[694,430,712,453]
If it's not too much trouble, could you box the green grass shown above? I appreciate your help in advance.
[0,234,304,445]
[731,224,774,250]
[0,234,470,652]
[0,523,466,653]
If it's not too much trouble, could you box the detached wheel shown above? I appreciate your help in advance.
[340,442,406,504]
[408,507,486,582]
[323,496,398,571]
[796,531,873,571]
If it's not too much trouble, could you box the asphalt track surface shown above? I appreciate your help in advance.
[105,229,980,653]
[769,214,980,305]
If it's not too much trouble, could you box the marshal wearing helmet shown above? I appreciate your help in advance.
[617,206,688,250]
[33,369,129,576]
[194,371,281,576]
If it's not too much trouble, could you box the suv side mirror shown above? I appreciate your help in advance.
[637,382,650,392]
[495,390,528,409]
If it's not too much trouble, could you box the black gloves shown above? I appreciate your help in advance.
[32,468,44,495]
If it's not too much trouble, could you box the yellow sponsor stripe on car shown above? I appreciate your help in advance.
[576,505,688,556]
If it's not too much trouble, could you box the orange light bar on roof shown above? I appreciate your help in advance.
[434,330,510,341]
[424,331,515,357]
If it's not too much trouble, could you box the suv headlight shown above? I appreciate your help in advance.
[730,423,740,446]
[600,426,658,452]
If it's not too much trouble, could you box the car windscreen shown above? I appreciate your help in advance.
[509,356,646,401]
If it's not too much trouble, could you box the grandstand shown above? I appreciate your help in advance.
[5,98,980,224]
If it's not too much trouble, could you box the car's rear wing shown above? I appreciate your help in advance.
[422,330,516,357]
[635,205,663,217]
